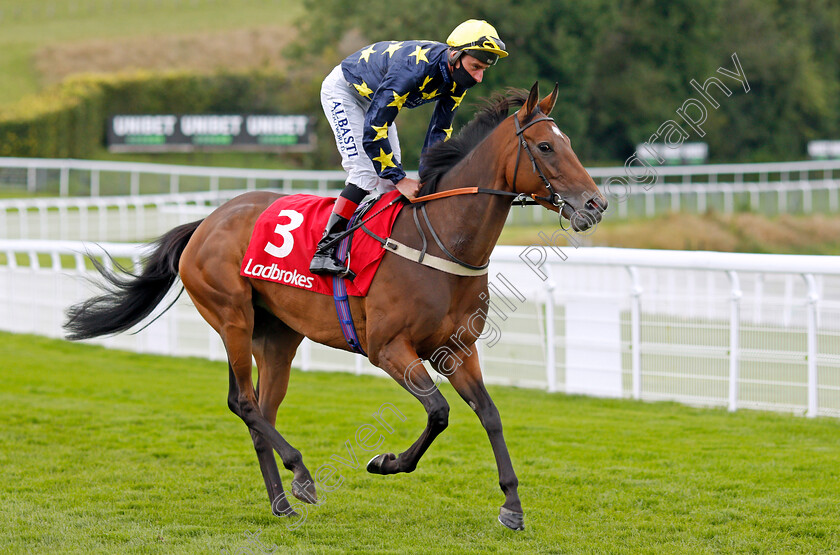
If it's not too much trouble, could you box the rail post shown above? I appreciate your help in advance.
[91,169,100,197]
[544,264,557,392]
[60,166,70,197]
[627,266,643,400]
[727,270,742,412]
[130,172,140,196]
[27,167,36,193]
[804,274,819,417]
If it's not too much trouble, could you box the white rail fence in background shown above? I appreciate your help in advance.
[2,241,838,418]
[2,157,840,223]
[0,191,243,241]
[0,157,348,196]
[587,159,840,220]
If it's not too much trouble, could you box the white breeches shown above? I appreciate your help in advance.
[320,65,402,194]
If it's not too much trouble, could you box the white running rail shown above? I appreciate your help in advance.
[0,191,246,241]
[2,240,839,418]
[2,157,839,223]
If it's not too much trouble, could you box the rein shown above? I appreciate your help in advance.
[409,187,542,205]
[402,111,566,272]
[325,111,568,274]
[408,112,564,207]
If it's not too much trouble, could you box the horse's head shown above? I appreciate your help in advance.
[505,82,607,232]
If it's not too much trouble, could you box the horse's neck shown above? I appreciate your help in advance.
[422,133,513,266]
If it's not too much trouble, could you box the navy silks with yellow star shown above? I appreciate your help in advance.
[340,40,467,184]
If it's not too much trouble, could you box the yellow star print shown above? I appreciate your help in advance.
[421,88,438,100]
[352,81,373,99]
[408,45,430,64]
[451,91,467,110]
[387,91,409,111]
[359,45,377,63]
[443,126,453,140]
[371,123,389,141]
[451,82,457,93]
[372,148,397,170]
[382,41,403,57]
[419,76,433,91]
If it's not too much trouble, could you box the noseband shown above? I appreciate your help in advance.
[511,110,566,210]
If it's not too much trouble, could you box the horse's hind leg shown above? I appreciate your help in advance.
[221,323,316,508]
[249,306,315,515]
[184,266,316,514]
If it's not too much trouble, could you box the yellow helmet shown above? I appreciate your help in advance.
[446,19,508,65]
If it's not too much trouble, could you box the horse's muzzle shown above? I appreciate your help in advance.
[569,208,602,231]
[562,194,607,232]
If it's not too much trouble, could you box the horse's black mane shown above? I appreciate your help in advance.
[418,89,528,196]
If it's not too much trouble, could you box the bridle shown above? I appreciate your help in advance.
[402,110,571,271]
[324,110,575,271]
[408,109,566,211]
[511,110,566,210]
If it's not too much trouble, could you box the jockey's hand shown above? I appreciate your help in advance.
[395,177,422,200]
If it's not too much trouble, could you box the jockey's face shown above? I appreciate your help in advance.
[458,54,491,83]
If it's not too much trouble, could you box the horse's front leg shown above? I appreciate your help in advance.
[366,339,450,475]
[441,349,524,531]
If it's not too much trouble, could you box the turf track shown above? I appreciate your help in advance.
[1,332,839,554]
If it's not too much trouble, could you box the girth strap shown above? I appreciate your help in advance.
[332,210,367,356]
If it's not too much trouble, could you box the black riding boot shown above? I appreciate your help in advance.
[310,183,368,278]
[309,213,354,277]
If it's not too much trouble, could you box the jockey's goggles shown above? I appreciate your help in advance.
[458,37,506,63]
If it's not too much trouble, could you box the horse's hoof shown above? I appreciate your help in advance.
[292,479,318,504]
[498,507,525,531]
[272,507,299,518]
[366,453,396,474]
[271,495,299,518]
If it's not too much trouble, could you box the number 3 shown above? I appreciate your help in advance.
[264,209,304,258]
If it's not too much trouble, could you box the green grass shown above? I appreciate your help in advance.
[499,211,840,254]
[0,0,302,106]
[0,0,309,171]
[1,331,840,554]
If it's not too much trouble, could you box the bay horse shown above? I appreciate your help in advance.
[64,82,607,531]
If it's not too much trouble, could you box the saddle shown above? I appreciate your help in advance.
[240,191,405,297]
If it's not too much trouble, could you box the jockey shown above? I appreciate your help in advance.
[310,19,508,277]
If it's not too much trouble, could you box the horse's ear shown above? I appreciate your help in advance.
[539,82,559,115]
[519,81,540,124]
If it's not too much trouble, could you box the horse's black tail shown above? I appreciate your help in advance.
[64,219,204,341]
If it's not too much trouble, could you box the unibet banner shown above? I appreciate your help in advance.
[107,114,314,152]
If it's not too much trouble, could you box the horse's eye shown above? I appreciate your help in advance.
[538,142,553,153]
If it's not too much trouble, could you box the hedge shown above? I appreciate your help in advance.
[0,70,331,164]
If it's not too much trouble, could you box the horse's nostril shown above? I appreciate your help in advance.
[586,196,608,212]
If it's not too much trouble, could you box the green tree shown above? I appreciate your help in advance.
[294,0,840,164]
